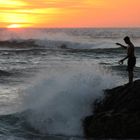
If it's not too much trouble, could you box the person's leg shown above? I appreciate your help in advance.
[128,71,133,83]
[127,57,136,84]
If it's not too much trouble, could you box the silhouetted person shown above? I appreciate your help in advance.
[116,36,136,84]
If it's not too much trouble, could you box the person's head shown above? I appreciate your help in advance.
[124,36,131,44]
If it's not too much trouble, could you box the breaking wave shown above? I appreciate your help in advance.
[21,64,121,137]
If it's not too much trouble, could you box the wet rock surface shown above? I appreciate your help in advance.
[84,79,140,138]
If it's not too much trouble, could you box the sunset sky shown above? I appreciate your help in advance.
[0,0,140,28]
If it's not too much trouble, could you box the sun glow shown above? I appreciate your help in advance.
[0,0,27,7]
[7,24,22,28]
[0,0,140,28]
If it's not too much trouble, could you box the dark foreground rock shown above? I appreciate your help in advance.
[83,79,140,138]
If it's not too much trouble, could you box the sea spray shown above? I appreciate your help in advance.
[23,64,121,137]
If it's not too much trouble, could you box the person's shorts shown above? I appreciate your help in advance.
[127,57,136,71]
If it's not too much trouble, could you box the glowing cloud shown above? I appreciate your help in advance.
[0,0,27,7]
[7,24,22,28]
[0,0,140,28]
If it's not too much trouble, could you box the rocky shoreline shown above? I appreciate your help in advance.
[83,79,140,138]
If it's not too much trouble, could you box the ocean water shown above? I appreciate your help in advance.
[0,28,140,140]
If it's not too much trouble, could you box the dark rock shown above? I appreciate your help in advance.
[83,79,140,138]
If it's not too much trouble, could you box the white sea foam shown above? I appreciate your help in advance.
[23,64,121,136]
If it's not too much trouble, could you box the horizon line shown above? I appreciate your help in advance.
[0,27,140,29]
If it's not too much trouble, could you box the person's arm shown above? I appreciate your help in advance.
[119,55,128,64]
[116,43,127,49]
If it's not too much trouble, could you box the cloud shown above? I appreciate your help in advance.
[0,0,140,27]
[0,0,27,7]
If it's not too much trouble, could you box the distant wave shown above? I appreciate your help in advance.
[0,70,11,76]
[0,39,115,50]
[0,28,140,50]
[0,39,140,55]
[0,39,41,48]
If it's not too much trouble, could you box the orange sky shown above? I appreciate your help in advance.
[0,0,140,28]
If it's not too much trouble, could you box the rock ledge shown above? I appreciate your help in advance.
[84,80,140,138]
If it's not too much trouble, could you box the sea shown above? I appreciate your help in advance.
[0,28,140,140]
